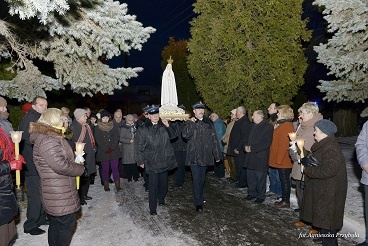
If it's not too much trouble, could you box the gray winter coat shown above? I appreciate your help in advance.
[119,124,136,164]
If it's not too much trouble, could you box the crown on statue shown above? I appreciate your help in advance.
[167,55,174,64]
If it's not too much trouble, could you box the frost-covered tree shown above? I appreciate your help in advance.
[187,0,311,117]
[314,0,368,115]
[0,0,155,101]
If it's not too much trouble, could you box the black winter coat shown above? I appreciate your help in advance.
[18,108,41,177]
[170,121,187,152]
[301,136,347,230]
[69,120,97,175]
[244,120,273,172]
[94,123,121,162]
[227,115,252,157]
[135,120,177,173]
[0,156,17,226]
[182,117,221,166]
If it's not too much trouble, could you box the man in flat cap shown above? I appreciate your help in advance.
[19,96,48,235]
[182,101,221,212]
[69,108,97,206]
[135,105,178,215]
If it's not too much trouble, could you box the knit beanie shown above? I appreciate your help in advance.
[314,119,337,136]
[74,108,87,120]
[99,109,111,119]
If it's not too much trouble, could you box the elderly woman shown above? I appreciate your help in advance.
[119,114,139,182]
[301,119,347,245]
[29,108,85,246]
[269,105,295,208]
[291,102,323,228]
[95,110,121,191]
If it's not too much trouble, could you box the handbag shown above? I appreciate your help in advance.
[300,153,320,167]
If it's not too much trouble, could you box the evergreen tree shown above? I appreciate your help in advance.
[313,0,368,116]
[161,37,201,110]
[187,0,311,117]
[0,0,155,101]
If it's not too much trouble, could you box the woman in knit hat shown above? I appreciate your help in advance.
[300,119,347,245]
[94,110,122,191]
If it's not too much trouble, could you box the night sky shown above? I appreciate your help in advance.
[110,0,196,86]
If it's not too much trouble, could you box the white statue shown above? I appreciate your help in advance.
[161,56,178,106]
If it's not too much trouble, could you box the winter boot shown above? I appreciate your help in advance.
[103,181,110,192]
[115,181,122,192]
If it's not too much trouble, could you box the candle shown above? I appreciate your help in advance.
[10,131,23,189]
[75,142,86,190]
[288,132,297,141]
[296,139,305,158]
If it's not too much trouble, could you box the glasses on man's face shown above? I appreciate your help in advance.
[144,113,148,116]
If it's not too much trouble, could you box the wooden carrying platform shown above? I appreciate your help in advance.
[159,114,190,121]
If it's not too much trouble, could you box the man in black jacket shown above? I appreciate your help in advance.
[244,110,273,203]
[135,106,177,215]
[227,106,252,188]
[19,96,48,235]
[182,102,221,212]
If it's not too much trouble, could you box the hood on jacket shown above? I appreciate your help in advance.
[29,122,63,144]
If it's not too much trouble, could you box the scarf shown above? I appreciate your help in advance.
[52,125,66,134]
[0,128,14,161]
[98,121,114,132]
[78,124,96,149]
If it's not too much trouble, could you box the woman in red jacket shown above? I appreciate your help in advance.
[269,105,295,208]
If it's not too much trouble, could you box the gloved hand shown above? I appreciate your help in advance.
[106,148,113,154]
[82,165,89,178]
[288,148,299,163]
[10,159,23,170]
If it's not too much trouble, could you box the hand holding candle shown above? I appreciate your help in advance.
[9,131,23,189]
[296,139,305,173]
[296,139,305,158]
[288,132,297,152]
[288,132,297,141]
[75,142,86,190]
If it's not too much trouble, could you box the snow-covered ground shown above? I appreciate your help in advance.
[11,137,365,245]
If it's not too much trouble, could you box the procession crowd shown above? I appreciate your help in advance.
[0,96,367,246]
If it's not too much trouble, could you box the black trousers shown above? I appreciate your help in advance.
[191,165,207,206]
[278,168,292,203]
[214,160,225,178]
[247,169,267,200]
[143,168,149,190]
[124,164,139,181]
[235,154,247,187]
[78,175,90,203]
[174,151,186,187]
[24,176,47,232]
[48,213,76,246]
[148,171,168,212]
